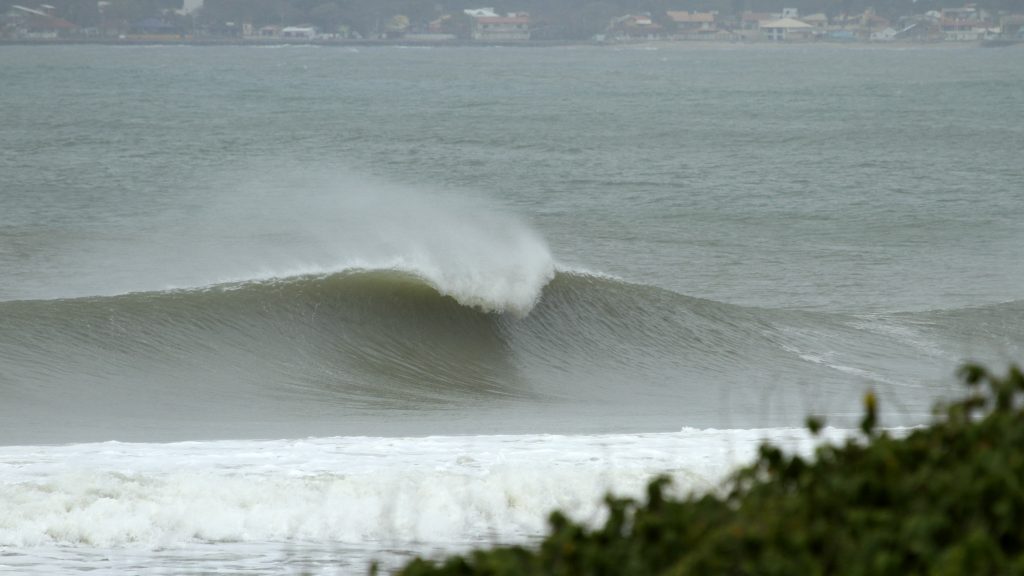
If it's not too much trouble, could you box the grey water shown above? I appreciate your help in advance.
[1,45,1023,446]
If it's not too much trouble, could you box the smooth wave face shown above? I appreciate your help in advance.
[1,266,1004,444]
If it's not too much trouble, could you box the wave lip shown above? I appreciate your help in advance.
[1,179,559,316]
[205,252,556,316]
[383,209,556,315]
[379,250,555,316]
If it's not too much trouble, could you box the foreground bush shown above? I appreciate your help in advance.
[388,364,1024,576]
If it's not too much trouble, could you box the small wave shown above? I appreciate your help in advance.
[904,298,1024,318]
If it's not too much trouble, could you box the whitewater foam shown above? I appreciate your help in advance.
[219,174,557,315]
[0,429,853,553]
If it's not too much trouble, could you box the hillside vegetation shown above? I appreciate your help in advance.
[389,363,1024,575]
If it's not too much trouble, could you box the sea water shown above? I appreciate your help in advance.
[1,44,1022,573]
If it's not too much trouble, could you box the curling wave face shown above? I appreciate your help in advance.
[1,264,1011,444]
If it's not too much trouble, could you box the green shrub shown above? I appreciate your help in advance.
[387,364,1024,576]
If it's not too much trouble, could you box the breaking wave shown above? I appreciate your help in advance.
[0,429,854,549]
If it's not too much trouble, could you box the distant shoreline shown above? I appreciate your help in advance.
[1,37,570,48]
[0,37,1014,49]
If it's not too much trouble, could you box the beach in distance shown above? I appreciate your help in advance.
[0,42,1022,573]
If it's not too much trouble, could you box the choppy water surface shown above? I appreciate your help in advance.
[0,44,1022,573]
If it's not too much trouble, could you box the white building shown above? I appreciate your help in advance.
[467,11,530,41]
[464,8,499,18]
[281,26,317,39]
[759,17,813,41]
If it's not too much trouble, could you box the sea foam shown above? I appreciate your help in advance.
[292,181,557,315]
[0,429,852,551]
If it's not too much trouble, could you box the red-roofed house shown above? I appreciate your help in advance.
[667,11,718,39]
[668,11,716,31]
[6,5,77,38]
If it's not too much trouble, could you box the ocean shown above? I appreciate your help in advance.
[1,43,1022,573]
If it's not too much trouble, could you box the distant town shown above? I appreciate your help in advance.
[3,0,1023,45]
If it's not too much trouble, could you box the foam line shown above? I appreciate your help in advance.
[0,429,855,548]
